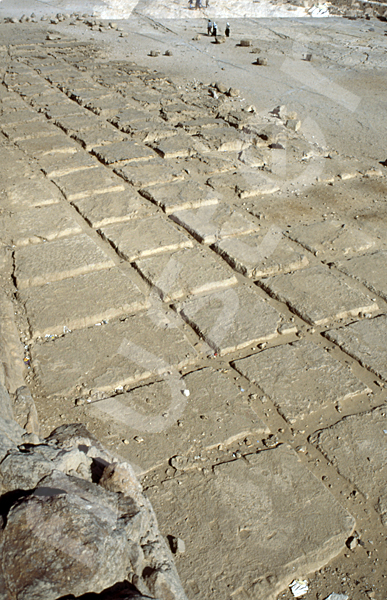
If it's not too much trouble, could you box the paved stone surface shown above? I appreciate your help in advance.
[31,309,197,397]
[53,166,125,201]
[90,367,270,472]
[71,190,156,228]
[15,233,115,289]
[232,339,370,424]
[99,216,193,262]
[259,265,379,325]
[16,134,79,157]
[115,159,186,188]
[92,140,157,166]
[141,180,219,214]
[170,204,259,244]
[310,407,387,515]
[213,229,309,278]
[147,444,355,600]
[335,250,387,302]
[0,204,82,247]
[198,127,252,152]
[19,268,148,339]
[325,315,387,382]
[71,126,127,151]
[286,220,376,257]
[38,151,100,177]
[53,113,106,134]
[1,118,58,141]
[153,133,202,159]
[207,171,280,198]
[135,247,238,302]
[177,285,282,354]
[1,175,63,209]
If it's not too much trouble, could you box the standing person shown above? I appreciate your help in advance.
[205,0,209,6]
[212,22,217,36]
[207,19,212,35]
[195,0,202,9]
[188,0,193,8]
[225,22,230,37]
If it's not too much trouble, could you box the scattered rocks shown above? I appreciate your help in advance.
[239,39,252,47]
[215,35,226,44]
[254,57,268,66]
[149,50,161,57]
[228,87,239,97]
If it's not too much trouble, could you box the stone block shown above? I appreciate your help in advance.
[310,407,387,517]
[69,87,113,106]
[198,128,251,153]
[207,171,280,198]
[19,267,148,338]
[99,216,193,262]
[2,176,63,209]
[15,233,115,289]
[0,203,82,247]
[232,339,369,424]
[53,166,125,201]
[185,154,237,176]
[286,220,376,257]
[324,315,387,382]
[71,127,127,151]
[16,134,79,158]
[0,109,41,126]
[115,160,186,189]
[1,119,58,141]
[213,230,309,278]
[141,180,219,214]
[170,204,259,244]
[72,190,156,228]
[335,250,387,302]
[135,247,238,302]
[86,96,135,118]
[54,112,105,134]
[259,265,378,325]
[38,151,100,178]
[147,444,354,600]
[177,285,282,354]
[109,109,156,131]
[44,101,89,119]
[153,134,201,159]
[31,309,197,397]
[91,367,270,472]
[91,140,157,166]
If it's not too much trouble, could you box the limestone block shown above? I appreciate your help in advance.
[153,133,202,159]
[325,314,387,382]
[0,203,82,247]
[54,112,105,134]
[213,230,309,277]
[72,126,127,151]
[19,268,148,338]
[16,134,79,158]
[44,100,89,119]
[259,265,378,325]
[109,108,156,131]
[38,151,99,177]
[69,87,113,106]
[170,204,259,244]
[0,109,41,126]
[147,444,355,600]
[115,160,186,189]
[31,309,197,397]
[286,220,376,257]
[91,368,270,472]
[86,96,136,118]
[141,180,219,214]
[53,166,125,200]
[198,128,252,152]
[72,190,156,228]
[232,339,369,424]
[135,247,238,302]
[1,119,58,141]
[92,140,157,166]
[335,250,387,302]
[310,407,387,520]
[2,176,63,209]
[15,233,115,289]
[99,216,193,262]
[207,171,280,198]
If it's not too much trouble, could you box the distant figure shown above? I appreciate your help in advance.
[225,22,230,37]
[189,0,193,8]
[195,0,202,8]
[212,22,217,36]
[206,0,209,6]
[207,19,212,35]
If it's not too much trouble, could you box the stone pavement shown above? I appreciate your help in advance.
[1,25,387,600]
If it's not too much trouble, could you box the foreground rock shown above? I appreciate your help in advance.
[0,382,187,600]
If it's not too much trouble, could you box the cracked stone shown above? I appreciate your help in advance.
[335,250,387,302]
[38,151,100,177]
[141,180,219,214]
[53,166,125,200]
[1,119,58,141]
[92,140,157,166]
[71,190,156,228]
[16,134,79,158]
[115,160,185,189]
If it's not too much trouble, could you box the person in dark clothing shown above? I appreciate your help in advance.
[225,22,230,37]
[212,22,217,36]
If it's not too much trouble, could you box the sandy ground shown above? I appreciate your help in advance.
[1,2,387,599]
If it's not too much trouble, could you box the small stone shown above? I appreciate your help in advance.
[109,22,117,28]
[286,119,301,132]
[255,58,268,66]
[215,35,226,44]
[228,87,240,97]
[122,439,130,445]
[149,50,160,57]
[215,82,228,94]
[169,536,186,554]
[346,535,358,550]
[170,455,189,470]
[75,398,86,407]
[240,39,252,47]
[164,50,173,56]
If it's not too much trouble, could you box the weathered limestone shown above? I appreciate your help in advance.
[38,150,100,177]
[54,112,106,133]
[0,293,25,394]
[18,268,148,339]
[92,140,157,166]
[16,134,79,157]
[72,126,127,151]
[0,203,82,247]
[207,171,280,198]
[72,190,156,228]
[0,108,41,125]
[324,315,387,382]
[335,250,387,302]
[170,204,259,244]
[115,160,186,189]
[135,247,238,302]
[177,285,282,355]
[310,407,387,522]
[31,310,197,397]
[232,339,370,424]
[259,265,379,325]
[15,233,115,289]
[213,230,309,278]
[53,166,125,200]
[286,220,376,257]
[1,176,63,209]
[141,180,219,214]
[153,133,202,159]
[147,444,355,600]
[109,108,156,131]
[1,119,58,141]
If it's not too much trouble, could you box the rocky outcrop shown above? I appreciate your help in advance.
[0,382,187,600]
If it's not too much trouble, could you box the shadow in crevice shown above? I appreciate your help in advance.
[58,580,152,599]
